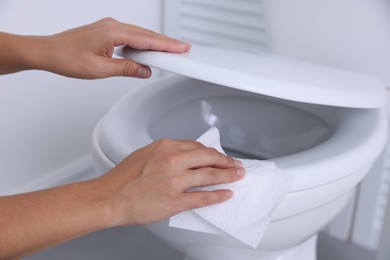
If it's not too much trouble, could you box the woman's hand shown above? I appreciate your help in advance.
[0,18,191,78]
[0,139,245,259]
[100,139,245,226]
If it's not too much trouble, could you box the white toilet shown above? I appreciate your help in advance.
[91,45,388,259]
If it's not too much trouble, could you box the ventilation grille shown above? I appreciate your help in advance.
[164,0,267,53]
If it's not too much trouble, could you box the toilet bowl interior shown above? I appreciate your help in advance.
[147,79,335,160]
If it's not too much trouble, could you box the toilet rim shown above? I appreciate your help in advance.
[97,76,388,192]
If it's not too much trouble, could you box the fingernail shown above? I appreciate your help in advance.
[226,190,234,198]
[137,66,151,78]
[237,167,246,177]
[181,42,192,51]
[234,159,243,167]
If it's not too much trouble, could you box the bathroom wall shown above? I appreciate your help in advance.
[263,0,390,86]
[0,0,163,195]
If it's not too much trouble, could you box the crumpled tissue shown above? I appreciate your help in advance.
[169,127,294,248]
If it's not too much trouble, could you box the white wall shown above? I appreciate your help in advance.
[263,0,390,86]
[0,0,163,195]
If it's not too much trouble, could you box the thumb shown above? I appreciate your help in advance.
[103,58,152,78]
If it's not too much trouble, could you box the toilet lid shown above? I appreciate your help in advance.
[116,45,386,109]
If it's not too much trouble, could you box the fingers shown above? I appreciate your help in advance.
[99,58,151,78]
[151,139,206,152]
[129,32,191,53]
[174,140,206,151]
[151,139,242,182]
[150,139,243,185]
[116,21,191,53]
[94,18,191,53]
[182,147,237,170]
[184,167,245,188]
[181,190,234,211]
[89,18,192,78]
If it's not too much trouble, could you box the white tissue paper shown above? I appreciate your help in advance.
[169,127,295,248]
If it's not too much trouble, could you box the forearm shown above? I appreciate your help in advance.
[0,32,47,75]
[0,178,115,259]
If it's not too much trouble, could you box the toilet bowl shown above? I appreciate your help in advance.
[92,45,388,259]
[91,74,387,259]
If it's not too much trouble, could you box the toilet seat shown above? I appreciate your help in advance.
[92,74,387,250]
[98,76,387,192]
